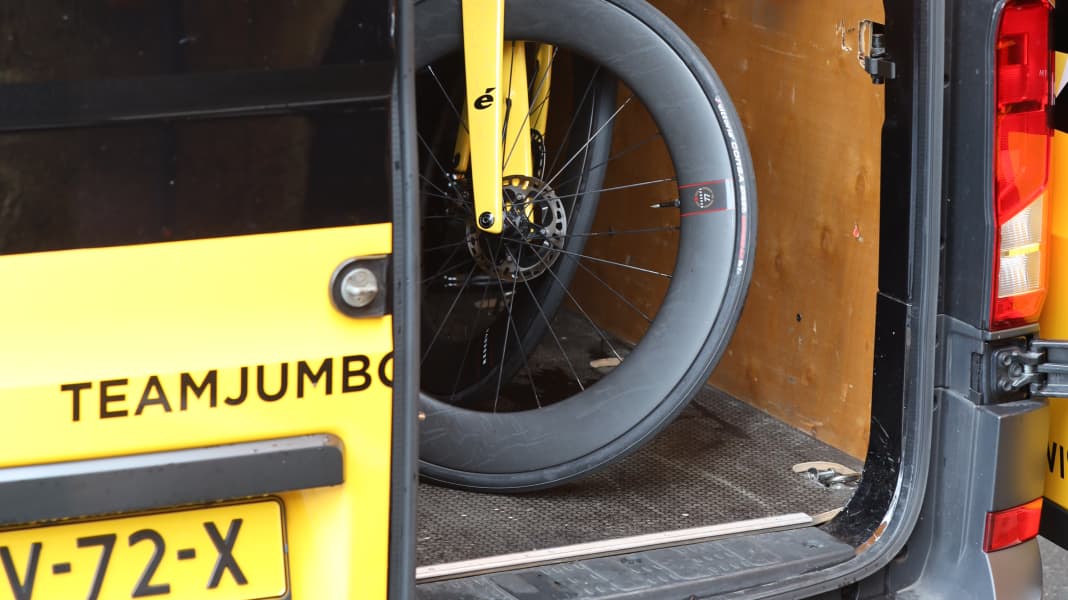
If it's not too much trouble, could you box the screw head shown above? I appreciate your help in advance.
[478,212,495,228]
[340,267,379,308]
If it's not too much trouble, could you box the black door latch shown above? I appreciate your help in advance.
[995,340,1068,398]
[859,20,896,84]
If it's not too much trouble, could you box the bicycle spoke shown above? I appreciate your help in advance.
[516,326,543,408]
[553,177,676,201]
[519,240,624,361]
[418,133,463,189]
[422,262,480,365]
[424,214,470,220]
[449,282,491,400]
[418,173,461,203]
[569,85,599,215]
[515,176,677,208]
[503,46,558,171]
[526,95,634,210]
[574,259,653,323]
[543,96,634,191]
[422,190,467,203]
[422,253,475,284]
[486,241,524,412]
[425,65,469,134]
[422,261,474,285]
[498,247,545,409]
[501,92,552,171]
[502,236,673,279]
[545,66,604,179]
[561,226,680,239]
[552,130,664,192]
[424,239,470,253]
[515,263,587,395]
[501,44,519,148]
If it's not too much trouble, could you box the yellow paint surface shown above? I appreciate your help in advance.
[462,0,505,233]
[0,223,395,599]
[1043,112,1068,505]
[0,501,286,600]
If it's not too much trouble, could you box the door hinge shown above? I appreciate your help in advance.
[994,340,1068,399]
[858,20,896,84]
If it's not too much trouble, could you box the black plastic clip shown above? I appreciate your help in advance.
[859,20,896,84]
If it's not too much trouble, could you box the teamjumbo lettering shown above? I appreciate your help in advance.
[59,354,393,423]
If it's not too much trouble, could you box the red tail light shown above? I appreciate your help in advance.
[983,497,1043,552]
[991,0,1054,329]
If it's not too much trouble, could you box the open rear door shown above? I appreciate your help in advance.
[0,2,414,598]
[1042,0,1068,550]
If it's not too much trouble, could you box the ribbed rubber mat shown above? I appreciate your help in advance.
[418,387,860,566]
[416,527,854,598]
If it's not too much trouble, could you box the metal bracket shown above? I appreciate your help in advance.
[994,339,1068,398]
[858,20,896,84]
[330,255,391,318]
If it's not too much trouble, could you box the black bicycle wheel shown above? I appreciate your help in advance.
[415,0,757,492]
[418,50,618,408]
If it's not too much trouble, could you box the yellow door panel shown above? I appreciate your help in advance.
[1043,39,1068,507]
[0,223,394,599]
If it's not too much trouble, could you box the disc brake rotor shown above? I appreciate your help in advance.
[467,175,567,282]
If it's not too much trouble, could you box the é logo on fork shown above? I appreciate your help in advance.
[474,87,496,110]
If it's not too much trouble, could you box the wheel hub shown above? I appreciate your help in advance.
[467,175,567,282]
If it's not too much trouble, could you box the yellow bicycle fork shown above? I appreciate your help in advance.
[459,0,553,233]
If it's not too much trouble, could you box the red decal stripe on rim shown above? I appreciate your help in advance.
[680,207,731,217]
[679,179,728,189]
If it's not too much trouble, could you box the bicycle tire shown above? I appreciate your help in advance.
[415,0,757,492]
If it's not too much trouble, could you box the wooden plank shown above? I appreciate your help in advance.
[574,1,884,458]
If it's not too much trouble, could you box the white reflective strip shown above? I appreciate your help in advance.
[415,512,814,583]
[1057,51,1068,97]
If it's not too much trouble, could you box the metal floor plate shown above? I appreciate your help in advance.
[416,527,855,599]
[417,387,861,566]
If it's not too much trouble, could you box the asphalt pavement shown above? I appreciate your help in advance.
[1042,536,1068,598]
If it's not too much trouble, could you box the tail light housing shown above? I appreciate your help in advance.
[983,497,1043,552]
[991,0,1054,329]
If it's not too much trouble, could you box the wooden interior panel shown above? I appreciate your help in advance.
[577,0,885,458]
